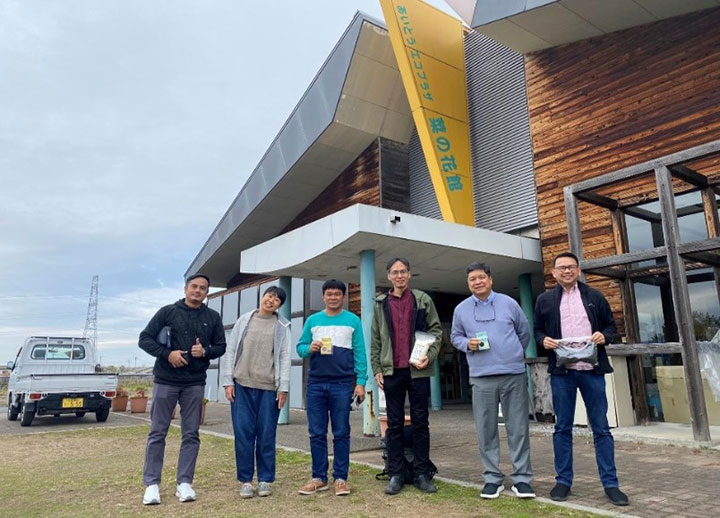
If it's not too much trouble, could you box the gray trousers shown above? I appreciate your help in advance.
[143,382,204,486]
[470,373,533,485]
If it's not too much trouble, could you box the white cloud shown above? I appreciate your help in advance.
[0,284,183,364]
[0,0,457,367]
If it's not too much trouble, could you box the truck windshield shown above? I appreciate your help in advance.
[31,344,86,360]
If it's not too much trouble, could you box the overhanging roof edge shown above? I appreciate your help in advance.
[186,12,387,279]
[240,204,542,275]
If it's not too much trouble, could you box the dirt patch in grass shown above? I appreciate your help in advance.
[0,426,601,518]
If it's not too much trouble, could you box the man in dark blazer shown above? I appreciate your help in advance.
[534,252,628,507]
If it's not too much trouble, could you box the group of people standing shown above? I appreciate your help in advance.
[136,251,628,507]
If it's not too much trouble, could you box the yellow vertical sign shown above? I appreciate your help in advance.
[380,0,475,226]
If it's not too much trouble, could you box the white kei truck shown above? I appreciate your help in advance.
[6,336,118,426]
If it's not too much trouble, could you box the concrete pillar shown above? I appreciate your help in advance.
[361,250,381,436]
[431,359,442,410]
[427,291,442,411]
[519,273,537,418]
[518,273,537,358]
[277,276,292,425]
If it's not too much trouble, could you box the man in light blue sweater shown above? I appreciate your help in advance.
[451,262,534,500]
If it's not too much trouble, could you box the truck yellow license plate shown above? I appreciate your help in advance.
[62,398,84,408]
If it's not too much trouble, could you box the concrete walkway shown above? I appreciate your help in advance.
[197,402,718,518]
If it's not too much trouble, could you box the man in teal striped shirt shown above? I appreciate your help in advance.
[296,279,367,497]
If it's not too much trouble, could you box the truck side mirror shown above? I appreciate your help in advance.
[7,361,14,370]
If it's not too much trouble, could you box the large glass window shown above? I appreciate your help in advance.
[309,279,349,313]
[632,267,720,421]
[634,282,666,343]
[222,292,239,325]
[688,268,720,341]
[309,280,326,313]
[626,191,715,252]
[207,296,222,314]
[239,285,259,315]
[291,277,304,314]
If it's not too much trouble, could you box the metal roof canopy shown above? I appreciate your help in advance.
[240,204,543,297]
[186,12,413,286]
[449,0,720,53]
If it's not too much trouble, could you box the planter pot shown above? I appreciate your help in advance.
[129,397,148,413]
[111,396,128,412]
[378,414,411,438]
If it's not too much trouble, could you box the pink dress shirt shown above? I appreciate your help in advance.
[559,284,594,371]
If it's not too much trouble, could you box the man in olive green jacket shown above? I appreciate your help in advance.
[370,257,442,495]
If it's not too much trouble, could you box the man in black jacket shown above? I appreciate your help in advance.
[138,274,226,505]
[534,252,628,507]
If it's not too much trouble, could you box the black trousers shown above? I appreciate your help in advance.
[384,368,431,478]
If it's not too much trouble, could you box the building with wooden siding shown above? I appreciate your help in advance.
[462,0,720,441]
[189,1,720,441]
[186,8,542,430]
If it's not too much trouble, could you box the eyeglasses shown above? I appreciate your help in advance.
[388,269,409,277]
[553,265,578,272]
[473,301,495,322]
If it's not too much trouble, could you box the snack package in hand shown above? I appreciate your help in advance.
[556,337,597,366]
[410,331,435,366]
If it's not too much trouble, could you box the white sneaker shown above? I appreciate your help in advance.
[143,484,160,505]
[176,482,196,502]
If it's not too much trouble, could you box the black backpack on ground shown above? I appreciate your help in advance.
[375,425,438,483]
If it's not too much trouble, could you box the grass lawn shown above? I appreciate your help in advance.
[0,426,602,518]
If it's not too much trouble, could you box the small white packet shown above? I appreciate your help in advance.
[410,331,436,366]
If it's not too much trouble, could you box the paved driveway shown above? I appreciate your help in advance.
[0,407,141,436]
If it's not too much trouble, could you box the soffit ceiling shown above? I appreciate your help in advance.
[240,204,544,298]
[447,0,720,53]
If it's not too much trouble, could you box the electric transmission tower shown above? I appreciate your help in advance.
[83,275,99,347]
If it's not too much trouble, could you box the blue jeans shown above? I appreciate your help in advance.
[551,371,618,488]
[230,383,280,483]
[306,380,353,482]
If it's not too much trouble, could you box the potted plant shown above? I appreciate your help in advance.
[129,388,149,413]
[112,386,129,412]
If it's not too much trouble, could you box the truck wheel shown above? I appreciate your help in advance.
[96,407,109,422]
[7,395,19,421]
[20,404,35,427]
[75,412,86,418]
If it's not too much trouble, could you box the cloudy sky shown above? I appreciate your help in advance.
[0,0,457,366]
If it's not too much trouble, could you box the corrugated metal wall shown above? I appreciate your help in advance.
[466,31,537,232]
[407,30,538,231]
[409,128,442,219]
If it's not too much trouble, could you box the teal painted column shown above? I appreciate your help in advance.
[519,273,537,358]
[360,249,381,436]
[427,291,442,411]
[431,358,442,410]
[278,276,292,425]
[518,273,537,418]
